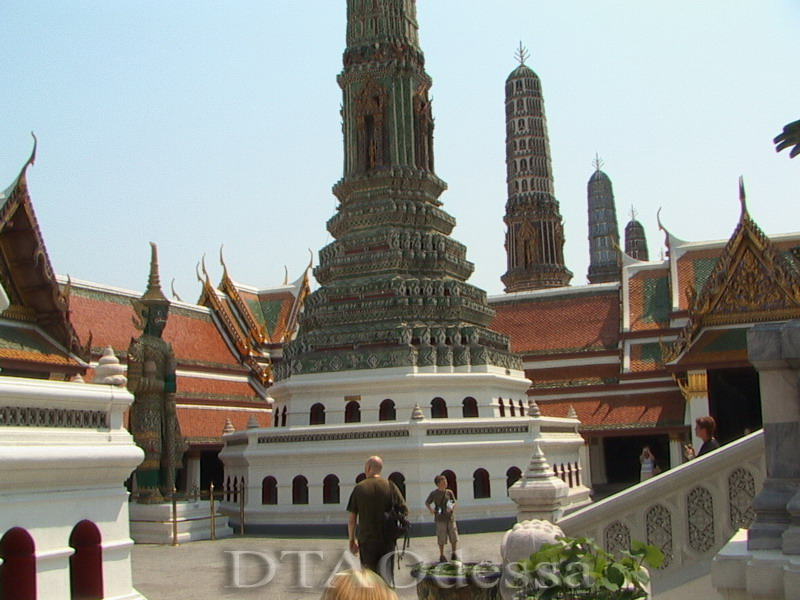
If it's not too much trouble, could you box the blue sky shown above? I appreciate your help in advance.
[1,2,798,298]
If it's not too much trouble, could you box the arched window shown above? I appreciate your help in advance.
[518,118,525,130]
[473,468,491,499]
[462,397,478,418]
[225,476,232,502]
[521,180,528,192]
[499,398,506,417]
[506,466,522,491]
[388,472,406,499]
[261,476,278,505]
[310,403,325,425]
[516,98,523,111]
[292,476,309,505]
[355,473,366,484]
[513,181,519,192]
[323,474,340,504]
[431,397,448,419]
[379,399,396,421]
[520,158,528,171]
[518,400,525,416]
[274,411,279,427]
[281,406,287,427]
[345,402,361,423]
[516,80,523,92]
[510,401,516,417]
[0,527,36,600]
[442,470,458,499]
[70,520,103,600]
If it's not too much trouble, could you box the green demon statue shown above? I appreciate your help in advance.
[127,243,185,503]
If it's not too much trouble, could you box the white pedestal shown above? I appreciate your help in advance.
[129,501,233,544]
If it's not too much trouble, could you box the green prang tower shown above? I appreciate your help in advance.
[275,0,521,381]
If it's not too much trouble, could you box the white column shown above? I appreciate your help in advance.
[669,433,684,469]
[588,437,607,485]
[185,453,201,494]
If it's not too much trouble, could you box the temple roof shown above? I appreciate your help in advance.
[490,284,620,355]
[0,139,85,375]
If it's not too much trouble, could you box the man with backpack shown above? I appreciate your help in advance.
[346,456,408,586]
[424,474,459,562]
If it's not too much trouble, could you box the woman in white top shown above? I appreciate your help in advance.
[639,446,656,481]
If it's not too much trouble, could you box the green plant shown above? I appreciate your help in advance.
[512,536,664,600]
[412,560,502,585]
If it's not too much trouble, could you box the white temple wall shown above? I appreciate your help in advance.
[0,377,145,600]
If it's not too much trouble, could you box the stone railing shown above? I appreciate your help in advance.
[558,430,765,583]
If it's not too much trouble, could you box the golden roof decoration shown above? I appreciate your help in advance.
[664,177,800,364]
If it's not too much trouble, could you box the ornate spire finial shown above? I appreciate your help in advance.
[170,278,183,302]
[629,205,638,221]
[515,41,529,66]
[738,175,749,218]
[592,153,604,171]
[219,244,228,277]
[141,242,168,303]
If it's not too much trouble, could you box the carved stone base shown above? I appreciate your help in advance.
[714,529,800,600]
[129,501,233,544]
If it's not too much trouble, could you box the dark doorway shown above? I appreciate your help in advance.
[200,449,224,491]
[603,434,670,484]
[708,367,762,444]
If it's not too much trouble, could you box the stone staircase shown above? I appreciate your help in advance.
[557,431,766,592]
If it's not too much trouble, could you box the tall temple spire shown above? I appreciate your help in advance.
[625,206,650,261]
[274,0,521,381]
[501,51,572,292]
[586,157,621,283]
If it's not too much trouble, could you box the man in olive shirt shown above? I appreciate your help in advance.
[347,455,408,586]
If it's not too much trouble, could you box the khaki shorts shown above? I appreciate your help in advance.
[435,518,459,546]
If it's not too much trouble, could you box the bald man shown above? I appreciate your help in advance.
[347,456,408,586]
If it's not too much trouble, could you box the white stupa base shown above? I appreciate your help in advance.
[129,501,233,544]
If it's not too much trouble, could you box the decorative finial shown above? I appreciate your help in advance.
[515,41,530,66]
[247,415,260,429]
[592,153,604,171]
[200,253,210,284]
[738,175,749,218]
[283,266,289,286]
[170,278,183,302]
[141,243,169,303]
[219,244,228,277]
[567,405,578,419]
[93,346,127,386]
[223,418,235,435]
[527,398,541,418]
[629,205,638,222]
[411,403,425,421]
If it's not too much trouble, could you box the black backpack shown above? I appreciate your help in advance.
[383,503,409,541]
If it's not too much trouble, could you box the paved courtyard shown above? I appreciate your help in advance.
[130,532,719,599]
[131,532,502,600]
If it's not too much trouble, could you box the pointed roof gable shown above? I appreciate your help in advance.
[666,184,800,364]
[0,138,85,371]
[195,260,272,385]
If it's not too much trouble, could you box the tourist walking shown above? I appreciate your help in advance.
[424,474,459,562]
[346,456,408,586]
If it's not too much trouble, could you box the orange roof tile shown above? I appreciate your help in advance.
[540,391,684,430]
[491,290,619,355]
[68,286,243,368]
[176,405,271,440]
